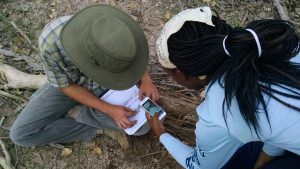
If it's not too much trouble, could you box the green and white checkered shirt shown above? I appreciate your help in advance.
[38,16,106,92]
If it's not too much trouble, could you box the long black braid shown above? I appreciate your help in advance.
[168,17,300,136]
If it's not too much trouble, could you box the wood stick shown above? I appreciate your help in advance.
[240,10,249,26]
[136,151,164,159]
[140,24,157,38]
[10,21,38,51]
[178,0,184,11]
[0,117,5,127]
[0,49,42,71]
[13,102,28,114]
[273,0,289,20]
[0,90,27,102]
[158,82,185,89]
[0,127,10,132]
[0,139,14,169]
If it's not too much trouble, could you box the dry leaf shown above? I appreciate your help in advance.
[165,11,171,20]
[127,2,138,9]
[88,141,97,149]
[202,0,211,3]
[61,148,72,157]
[211,1,216,7]
[110,0,117,6]
[48,14,54,19]
[92,147,102,156]
[50,2,56,6]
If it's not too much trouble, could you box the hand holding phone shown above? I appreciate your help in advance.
[139,97,165,117]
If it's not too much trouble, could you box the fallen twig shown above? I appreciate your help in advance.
[0,49,42,71]
[140,24,157,38]
[150,72,168,76]
[144,163,156,169]
[273,0,289,20]
[0,90,27,103]
[158,82,185,89]
[48,143,65,149]
[13,144,18,168]
[136,151,165,159]
[240,10,249,26]
[0,139,14,169]
[273,0,300,26]
[10,21,38,51]
[178,0,184,11]
[0,117,5,126]
[13,102,28,114]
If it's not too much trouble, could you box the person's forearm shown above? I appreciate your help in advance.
[160,133,195,168]
[59,84,111,114]
[141,71,152,83]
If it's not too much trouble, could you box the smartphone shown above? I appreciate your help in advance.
[140,97,165,117]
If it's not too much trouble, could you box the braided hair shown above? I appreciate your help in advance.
[168,17,300,136]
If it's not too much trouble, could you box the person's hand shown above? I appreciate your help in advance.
[106,105,137,129]
[139,78,159,102]
[253,151,274,169]
[146,113,166,138]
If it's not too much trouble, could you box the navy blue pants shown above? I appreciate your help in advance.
[222,142,300,169]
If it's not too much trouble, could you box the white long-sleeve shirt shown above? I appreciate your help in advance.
[160,52,300,169]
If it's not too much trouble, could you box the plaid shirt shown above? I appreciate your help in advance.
[38,16,106,92]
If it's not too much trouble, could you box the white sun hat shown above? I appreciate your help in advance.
[156,6,215,68]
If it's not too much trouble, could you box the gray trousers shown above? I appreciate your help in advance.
[10,83,149,147]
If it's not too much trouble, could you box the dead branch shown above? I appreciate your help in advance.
[0,90,27,103]
[13,102,28,114]
[273,0,300,26]
[0,49,43,71]
[178,0,184,11]
[140,24,157,38]
[10,21,38,51]
[136,151,164,159]
[0,116,14,169]
[48,143,65,149]
[157,82,185,89]
[150,72,168,76]
[0,139,14,169]
[273,0,289,20]
[159,95,198,144]
[0,117,5,126]
[0,127,10,132]
[0,64,46,89]
[240,10,249,26]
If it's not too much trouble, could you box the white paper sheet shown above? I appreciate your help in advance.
[101,86,147,135]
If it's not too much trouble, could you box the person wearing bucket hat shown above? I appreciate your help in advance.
[9,5,158,147]
[147,6,300,169]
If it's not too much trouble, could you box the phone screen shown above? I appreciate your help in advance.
[142,99,163,116]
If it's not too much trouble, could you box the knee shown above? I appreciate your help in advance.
[9,125,32,147]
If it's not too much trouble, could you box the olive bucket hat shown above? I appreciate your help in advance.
[61,5,149,90]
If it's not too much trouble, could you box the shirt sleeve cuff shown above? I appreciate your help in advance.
[159,133,173,144]
[263,143,285,156]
